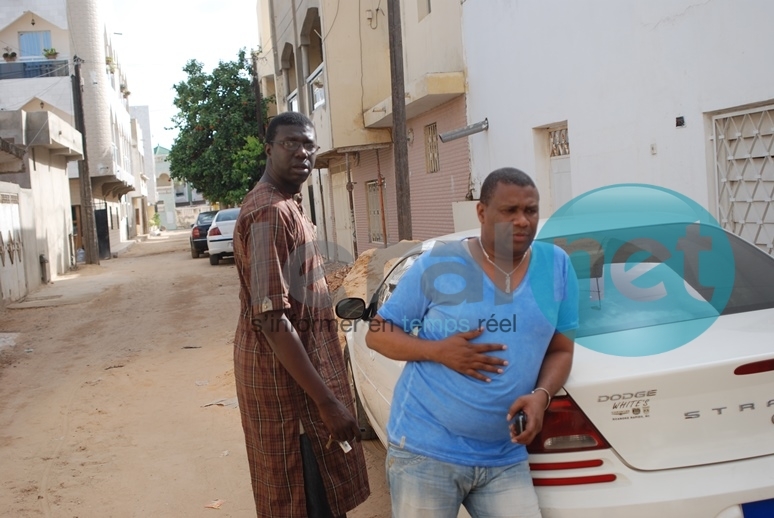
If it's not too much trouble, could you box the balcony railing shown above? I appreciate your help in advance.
[0,59,70,80]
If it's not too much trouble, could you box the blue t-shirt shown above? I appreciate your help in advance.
[377,239,578,467]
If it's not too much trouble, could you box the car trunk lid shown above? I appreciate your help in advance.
[567,308,774,471]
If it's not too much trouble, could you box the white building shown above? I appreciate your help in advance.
[153,145,177,230]
[461,0,774,254]
[0,0,138,260]
[0,111,82,304]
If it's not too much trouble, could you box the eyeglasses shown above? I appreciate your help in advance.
[270,140,321,153]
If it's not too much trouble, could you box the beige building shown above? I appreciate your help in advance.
[257,0,472,262]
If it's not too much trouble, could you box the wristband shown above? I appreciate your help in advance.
[532,387,552,410]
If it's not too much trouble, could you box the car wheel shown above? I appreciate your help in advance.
[344,348,377,440]
[191,246,199,259]
[209,253,220,266]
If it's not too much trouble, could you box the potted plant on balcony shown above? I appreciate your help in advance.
[43,48,58,59]
[106,56,116,74]
[2,47,17,62]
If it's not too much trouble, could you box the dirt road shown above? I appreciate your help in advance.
[0,230,390,518]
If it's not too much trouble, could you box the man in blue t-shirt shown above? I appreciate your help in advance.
[366,168,578,518]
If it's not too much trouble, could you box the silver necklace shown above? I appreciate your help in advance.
[477,238,530,293]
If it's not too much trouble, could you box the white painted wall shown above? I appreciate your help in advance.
[130,106,157,204]
[28,148,75,279]
[461,0,774,214]
[401,0,464,85]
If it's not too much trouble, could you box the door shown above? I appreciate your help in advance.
[0,193,27,303]
[95,208,111,260]
[549,127,572,212]
[331,171,355,262]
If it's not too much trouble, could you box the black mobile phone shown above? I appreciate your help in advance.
[513,410,527,435]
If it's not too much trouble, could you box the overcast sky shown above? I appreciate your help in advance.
[110,0,260,149]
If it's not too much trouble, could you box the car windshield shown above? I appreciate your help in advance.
[539,223,774,337]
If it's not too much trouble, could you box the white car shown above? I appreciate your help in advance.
[206,208,240,265]
[335,219,774,518]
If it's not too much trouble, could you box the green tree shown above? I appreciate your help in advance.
[168,49,270,206]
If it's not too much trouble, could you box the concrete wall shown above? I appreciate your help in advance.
[129,106,157,204]
[154,150,177,230]
[0,109,78,284]
[401,0,464,84]
[324,0,392,147]
[0,147,71,302]
[27,147,74,279]
[461,0,774,214]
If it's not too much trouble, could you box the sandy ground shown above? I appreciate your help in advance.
[0,230,390,518]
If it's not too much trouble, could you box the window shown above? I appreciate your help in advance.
[544,224,774,337]
[288,91,299,112]
[308,66,325,110]
[424,123,440,173]
[366,180,384,243]
[377,253,421,309]
[549,128,570,157]
[19,31,51,58]
[418,0,431,21]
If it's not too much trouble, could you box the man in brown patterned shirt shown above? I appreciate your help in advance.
[233,112,369,517]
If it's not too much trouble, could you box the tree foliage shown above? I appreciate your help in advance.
[168,49,269,206]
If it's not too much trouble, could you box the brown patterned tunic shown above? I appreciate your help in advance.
[233,181,369,517]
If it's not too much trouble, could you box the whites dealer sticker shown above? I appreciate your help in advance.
[598,390,656,421]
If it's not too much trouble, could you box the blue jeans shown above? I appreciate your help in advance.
[386,444,542,518]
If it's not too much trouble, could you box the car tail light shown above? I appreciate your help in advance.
[192,227,200,238]
[527,395,610,454]
[734,358,774,375]
[532,474,617,486]
[209,226,221,236]
[528,396,616,486]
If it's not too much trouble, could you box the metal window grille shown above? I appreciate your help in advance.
[549,128,570,157]
[712,106,774,255]
[0,193,19,204]
[425,123,440,173]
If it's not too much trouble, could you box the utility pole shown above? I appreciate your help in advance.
[72,56,99,265]
[387,0,412,240]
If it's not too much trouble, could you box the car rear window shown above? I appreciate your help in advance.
[217,209,240,222]
[541,223,774,337]
[197,212,216,225]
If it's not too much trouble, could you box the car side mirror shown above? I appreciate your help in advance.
[335,298,367,320]
[190,223,194,228]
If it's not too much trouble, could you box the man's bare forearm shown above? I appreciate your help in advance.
[365,315,441,361]
[534,331,575,399]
